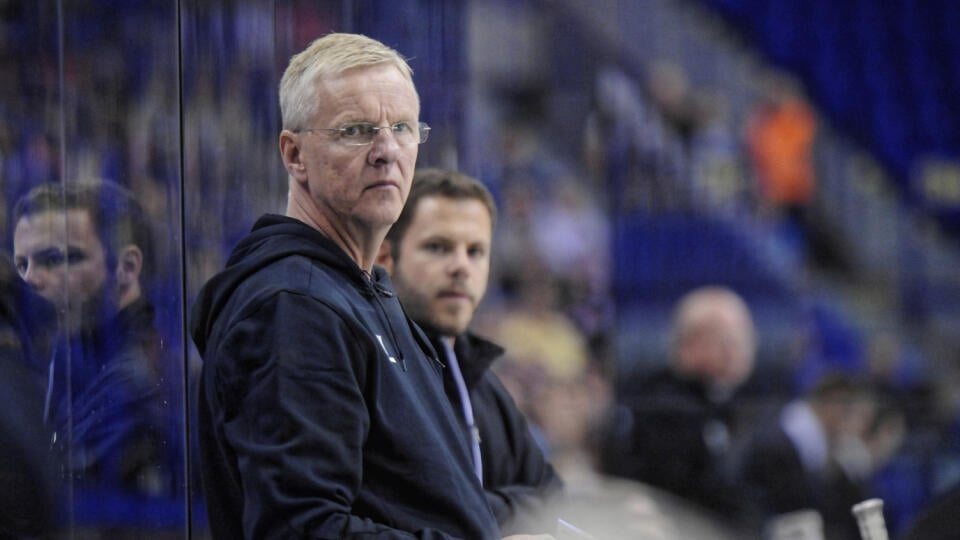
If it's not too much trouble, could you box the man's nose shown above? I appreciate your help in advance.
[447,249,471,276]
[366,129,402,166]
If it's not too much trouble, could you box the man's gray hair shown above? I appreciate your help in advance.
[279,33,415,131]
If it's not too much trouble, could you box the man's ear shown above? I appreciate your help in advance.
[115,244,143,287]
[376,239,395,275]
[279,130,307,183]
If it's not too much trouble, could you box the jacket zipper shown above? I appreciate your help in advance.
[363,270,408,371]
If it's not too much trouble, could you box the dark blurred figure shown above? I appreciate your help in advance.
[897,482,960,540]
[12,181,170,508]
[734,373,878,540]
[646,60,702,150]
[0,252,59,537]
[599,286,756,523]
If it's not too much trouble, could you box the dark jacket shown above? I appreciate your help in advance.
[899,482,960,540]
[0,259,58,537]
[734,407,867,540]
[431,331,563,535]
[735,415,820,527]
[190,214,500,540]
[599,367,743,516]
[47,295,167,497]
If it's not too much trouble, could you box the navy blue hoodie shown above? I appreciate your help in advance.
[190,214,500,539]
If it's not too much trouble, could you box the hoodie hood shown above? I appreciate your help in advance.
[190,214,368,353]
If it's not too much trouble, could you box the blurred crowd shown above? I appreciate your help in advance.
[2,1,960,539]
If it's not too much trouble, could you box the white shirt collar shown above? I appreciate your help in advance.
[780,400,828,472]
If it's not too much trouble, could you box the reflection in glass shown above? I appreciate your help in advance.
[1,0,480,536]
[3,1,188,536]
[12,182,184,531]
[179,3,343,536]
[0,252,59,537]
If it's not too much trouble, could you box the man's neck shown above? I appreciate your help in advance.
[285,208,385,272]
[117,285,141,312]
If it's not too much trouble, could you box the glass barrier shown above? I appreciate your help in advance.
[0,0,624,537]
[0,1,472,537]
[3,0,188,537]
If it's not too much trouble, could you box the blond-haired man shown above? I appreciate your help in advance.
[191,33,549,539]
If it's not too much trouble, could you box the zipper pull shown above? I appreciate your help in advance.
[363,269,395,297]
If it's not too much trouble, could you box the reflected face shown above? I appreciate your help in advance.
[13,209,109,331]
[297,63,420,239]
[391,196,492,337]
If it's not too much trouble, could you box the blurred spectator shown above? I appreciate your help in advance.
[645,60,702,150]
[733,373,879,540]
[491,180,541,303]
[486,84,613,340]
[480,266,604,466]
[493,275,593,392]
[870,361,960,537]
[528,177,611,327]
[488,281,750,540]
[745,73,850,274]
[745,73,817,225]
[491,174,612,351]
[598,286,756,525]
[0,252,59,537]
[486,277,709,540]
[589,66,690,213]
[12,181,172,513]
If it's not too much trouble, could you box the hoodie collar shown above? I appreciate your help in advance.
[426,330,504,388]
[190,214,369,352]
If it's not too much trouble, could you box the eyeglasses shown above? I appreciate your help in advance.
[298,121,431,146]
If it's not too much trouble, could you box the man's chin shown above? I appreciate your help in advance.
[62,314,92,335]
[424,318,469,339]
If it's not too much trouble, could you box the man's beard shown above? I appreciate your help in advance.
[392,271,472,338]
[62,285,117,337]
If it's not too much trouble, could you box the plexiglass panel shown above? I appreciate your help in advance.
[178,1,470,537]
[0,0,474,535]
[1,1,630,537]
[4,1,188,537]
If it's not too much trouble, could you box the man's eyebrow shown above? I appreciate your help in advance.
[25,246,91,267]
[32,246,67,259]
[420,235,450,243]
